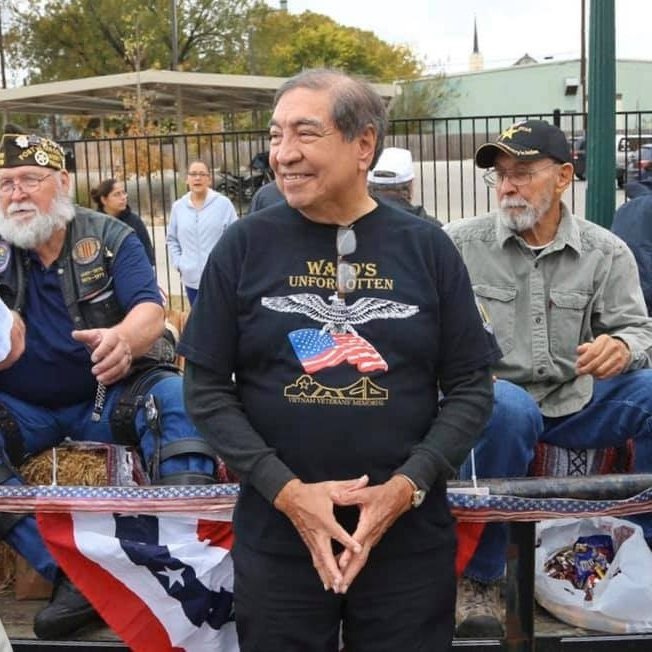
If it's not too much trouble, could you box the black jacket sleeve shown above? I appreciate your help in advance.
[184,360,296,503]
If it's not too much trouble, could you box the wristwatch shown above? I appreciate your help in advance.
[397,474,427,508]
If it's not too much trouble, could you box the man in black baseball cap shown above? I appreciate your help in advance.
[461,119,575,236]
[444,119,652,638]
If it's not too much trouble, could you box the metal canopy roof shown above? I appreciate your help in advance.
[0,69,396,117]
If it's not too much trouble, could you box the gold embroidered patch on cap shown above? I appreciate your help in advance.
[499,124,532,141]
[0,133,66,171]
[72,237,101,265]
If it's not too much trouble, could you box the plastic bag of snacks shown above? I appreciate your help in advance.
[535,517,652,633]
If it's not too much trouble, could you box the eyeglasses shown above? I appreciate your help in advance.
[336,226,357,296]
[0,173,53,195]
[187,171,210,178]
[483,162,557,188]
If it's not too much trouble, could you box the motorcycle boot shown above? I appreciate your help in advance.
[33,571,103,639]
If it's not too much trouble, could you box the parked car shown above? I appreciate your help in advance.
[624,143,652,185]
[616,134,652,187]
[570,135,586,180]
[569,134,652,187]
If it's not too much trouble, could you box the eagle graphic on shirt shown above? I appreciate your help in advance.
[262,293,419,374]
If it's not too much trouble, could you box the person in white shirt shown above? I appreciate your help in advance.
[166,160,238,306]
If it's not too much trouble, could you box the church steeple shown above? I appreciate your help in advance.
[469,16,484,71]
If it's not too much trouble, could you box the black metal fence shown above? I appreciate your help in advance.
[60,110,652,304]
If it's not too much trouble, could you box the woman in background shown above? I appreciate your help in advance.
[91,178,156,266]
[166,160,238,306]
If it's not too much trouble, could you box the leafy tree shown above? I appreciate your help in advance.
[3,1,431,134]
[248,10,421,82]
[7,2,421,84]
[390,75,458,120]
[5,0,260,83]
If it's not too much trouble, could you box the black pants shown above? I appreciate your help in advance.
[232,540,456,652]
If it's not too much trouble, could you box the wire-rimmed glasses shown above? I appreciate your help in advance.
[0,174,53,195]
[336,226,357,296]
[482,162,557,188]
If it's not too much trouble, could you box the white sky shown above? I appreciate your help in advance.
[266,0,652,74]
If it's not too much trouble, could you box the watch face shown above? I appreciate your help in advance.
[413,489,426,508]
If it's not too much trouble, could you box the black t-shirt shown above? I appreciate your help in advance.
[179,202,500,555]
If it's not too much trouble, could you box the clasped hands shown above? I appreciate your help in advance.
[273,474,414,594]
[72,327,133,385]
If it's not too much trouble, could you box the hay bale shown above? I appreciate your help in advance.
[0,541,15,593]
[21,448,108,486]
[2,447,110,594]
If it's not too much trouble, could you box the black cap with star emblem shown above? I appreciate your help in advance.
[0,132,66,171]
[475,119,572,169]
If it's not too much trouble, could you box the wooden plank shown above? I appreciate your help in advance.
[0,592,121,643]
[0,590,618,646]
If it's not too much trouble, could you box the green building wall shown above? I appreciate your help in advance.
[406,59,652,132]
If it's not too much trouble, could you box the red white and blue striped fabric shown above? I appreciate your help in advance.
[3,484,652,650]
[36,510,237,652]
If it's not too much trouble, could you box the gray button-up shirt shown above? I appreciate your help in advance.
[444,203,652,417]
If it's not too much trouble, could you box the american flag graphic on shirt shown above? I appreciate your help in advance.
[288,328,388,374]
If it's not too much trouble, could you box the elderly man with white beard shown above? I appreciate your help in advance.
[0,130,217,640]
[444,120,652,638]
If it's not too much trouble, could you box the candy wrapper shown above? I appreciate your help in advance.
[535,517,652,633]
[544,534,614,601]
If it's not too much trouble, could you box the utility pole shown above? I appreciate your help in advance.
[0,1,7,90]
[170,0,183,135]
[134,14,144,133]
[580,0,586,127]
[0,2,7,129]
[170,0,178,72]
[170,0,185,184]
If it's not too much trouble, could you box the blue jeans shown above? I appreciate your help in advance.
[0,375,215,582]
[460,372,652,583]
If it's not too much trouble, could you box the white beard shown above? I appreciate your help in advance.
[0,192,75,249]
[498,191,553,233]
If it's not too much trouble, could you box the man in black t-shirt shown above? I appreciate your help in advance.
[179,69,500,652]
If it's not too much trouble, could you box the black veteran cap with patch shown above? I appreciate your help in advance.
[0,132,66,171]
[475,120,572,169]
